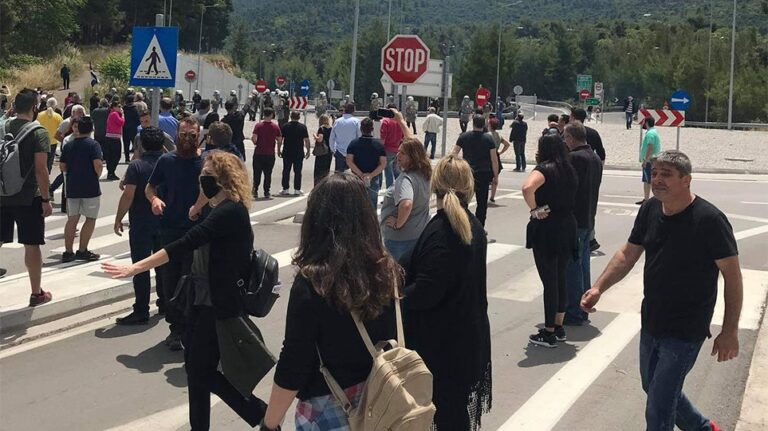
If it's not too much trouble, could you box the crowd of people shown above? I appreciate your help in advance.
[0,84,744,431]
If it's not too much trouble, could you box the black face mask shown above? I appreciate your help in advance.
[199,175,221,199]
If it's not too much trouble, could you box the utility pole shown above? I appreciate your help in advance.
[727,0,737,130]
[704,0,713,123]
[151,14,163,127]
[349,0,360,103]
[440,39,453,157]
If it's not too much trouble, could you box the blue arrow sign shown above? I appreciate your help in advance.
[670,90,691,111]
[299,79,310,97]
[130,27,178,88]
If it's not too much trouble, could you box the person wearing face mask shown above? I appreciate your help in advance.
[145,117,205,351]
[104,151,267,429]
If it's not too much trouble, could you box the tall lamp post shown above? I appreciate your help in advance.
[197,4,221,92]
[495,2,521,104]
[727,0,737,130]
[349,0,361,103]
[704,0,713,123]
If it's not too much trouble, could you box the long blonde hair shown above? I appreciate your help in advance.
[204,151,253,209]
[431,156,474,245]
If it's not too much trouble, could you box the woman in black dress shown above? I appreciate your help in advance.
[522,134,578,348]
[400,155,492,431]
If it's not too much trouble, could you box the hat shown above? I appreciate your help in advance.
[194,90,199,94]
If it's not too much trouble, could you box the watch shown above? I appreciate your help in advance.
[41,198,50,203]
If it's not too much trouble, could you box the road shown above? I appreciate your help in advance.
[1,139,767,430]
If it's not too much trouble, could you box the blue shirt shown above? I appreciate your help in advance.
[158,112,179,143]
[329,114,360,156]
[124,151,162,226]
[61,137,102,199]
[148,151,202,230]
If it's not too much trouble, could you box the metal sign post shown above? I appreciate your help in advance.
[151,14,163,126]
[440,54,450,157]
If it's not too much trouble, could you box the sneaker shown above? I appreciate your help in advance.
[279,189,290,196]
[116,312,150,326]
[107,174,120,181]
[0,268,6,278]
[252,191,259,199]
[490,197,495,203]
[529,329,558,348]
[75,250,100,261]
[589,239,601,252]
[168,336,184,351]
[554,325,567,342]
[29,290,52,307]
[635,199,646,205]
[62,251,76,263]
[293,189,304,196]
[264,192,271,198]
[709,420,721,431]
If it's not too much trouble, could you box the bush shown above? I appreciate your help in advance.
[99,53,131,87]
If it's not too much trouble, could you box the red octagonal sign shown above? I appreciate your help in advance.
[381,35,430,85]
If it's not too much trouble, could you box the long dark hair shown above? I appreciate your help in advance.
[293,173,401,321]
[537,134,576,183]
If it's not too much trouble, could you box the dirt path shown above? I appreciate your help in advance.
[51,65,91,106]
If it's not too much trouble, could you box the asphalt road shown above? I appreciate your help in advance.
[1,145,767,430]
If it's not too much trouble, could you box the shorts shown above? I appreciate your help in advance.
[0,197,45,245]
[641,162,652,183]
[67,197,100,219]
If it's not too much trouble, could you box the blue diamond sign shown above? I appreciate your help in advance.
[670,90,691,111]
[130,27,178,88]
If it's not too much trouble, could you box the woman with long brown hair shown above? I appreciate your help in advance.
[400,156,492,430]
[380,137,432,260]
[262,173,401,431]
[103,151,267,430]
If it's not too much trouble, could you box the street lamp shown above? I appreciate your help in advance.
[349,0,361,103]
[727,0,737,129]
[495,1,521,105]
[705,0,713,123]
[197,3,221,92]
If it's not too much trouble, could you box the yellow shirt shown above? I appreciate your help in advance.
[36,110,63,146]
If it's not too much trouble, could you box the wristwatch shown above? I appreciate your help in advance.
[41,197,50,203]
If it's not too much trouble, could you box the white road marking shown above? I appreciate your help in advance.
[498,313,642,431]
[603,194,642,199]
[740,201,768,205]
[103,397,222,431]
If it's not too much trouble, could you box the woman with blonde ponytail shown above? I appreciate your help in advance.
[400,155,493,431]
[36,97,63,173]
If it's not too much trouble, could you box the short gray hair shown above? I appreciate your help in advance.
[651,150,692,176]
[46,97,58,109]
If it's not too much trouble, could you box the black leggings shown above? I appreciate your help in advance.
[314,153,332,186]
[533,247,568,328]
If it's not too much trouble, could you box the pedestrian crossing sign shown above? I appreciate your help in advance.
[130,26,178,88]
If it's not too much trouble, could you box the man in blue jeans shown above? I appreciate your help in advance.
[562,123,602,327]
[346,118,386,209]
[581,150,742,431]
[329,103,360,172]
[113,127,165,325]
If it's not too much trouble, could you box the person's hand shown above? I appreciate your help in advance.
[41,201,53,217]
[580,287,602,313]
[711,330,739,362]
[151,197,166,216]
[392,109,404,122]
[114,220,124,236]
[101,262,137,279]
[385,216,398,229]
[118,178,126,191]
[189,205,201,221]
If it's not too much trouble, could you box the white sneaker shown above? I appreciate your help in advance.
[293,189,304,196]
[279,189,290,196]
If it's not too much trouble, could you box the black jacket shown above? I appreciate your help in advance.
[509,119,528,143]
[165,200,253,319]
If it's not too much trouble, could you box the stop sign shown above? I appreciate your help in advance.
[254,80,268,93]
[579,89,591,100]
[381,35,430,85]
[276,76,286,87]
[184,70,196,83]
[476,86,491,108]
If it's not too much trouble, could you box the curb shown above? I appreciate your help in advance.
[0,280,135,337]
[735,297,768,430]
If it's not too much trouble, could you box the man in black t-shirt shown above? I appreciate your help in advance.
[278,111,310,195]
[452,114,499,226]
[346,117,387,209]
[571,108,606,252]
[581,151,741,431]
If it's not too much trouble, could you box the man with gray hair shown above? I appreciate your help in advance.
[581,150,741,431]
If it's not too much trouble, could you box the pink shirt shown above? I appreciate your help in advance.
[379,118,403,153]
[106,110,125,138]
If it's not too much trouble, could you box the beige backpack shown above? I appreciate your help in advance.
[318,293,436,430]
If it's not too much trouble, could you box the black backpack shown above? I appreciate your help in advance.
[238,249,281,317]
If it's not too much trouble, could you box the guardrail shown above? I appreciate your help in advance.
[685,121,768,131]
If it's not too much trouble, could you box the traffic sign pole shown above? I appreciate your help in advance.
[151,14,163,127]
[440,53,450,157]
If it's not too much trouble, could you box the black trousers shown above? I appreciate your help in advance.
[103,137,121,176]
[252,155,276,195]
[122,130,136,161]
[185,306,267,430]
[314,153,332,186]
[513,141,526,171]
[62,76,70,89]
[532,247,568,328]
[281,157,304,191]
[129,221,163,315]
[459,120,468,133]
[233,140,246,162]
[473,171,492,226]
[406,120,417,134]
[160,228,192,335]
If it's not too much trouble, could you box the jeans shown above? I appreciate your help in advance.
[50,173,64,193]
[384,238,418,261]
[639,330,711,431]
[459,120,468,133]
[532,247,568,328]
[406,120,417,134]
[384,152,399,188]
[281,157,304,191]
[565,228,591,324]
[104,137,122,176]
[160,228,192,335]
[123,129,136,161]
[63,76,70,89]
[334,151,348,172]
[129,222,163,316]
[252,154,276,195]
[424,132,437,158]
[626,112,633,129]
[367,174,381,209]
[513,141,526,171]
[185,306,267,430]
[47,144,57,174]
[314,153,332,186]
[473,171,492,226]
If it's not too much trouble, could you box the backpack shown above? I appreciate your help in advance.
[0,121,43,197]
[318,290,436,430]
[238,248,282,317]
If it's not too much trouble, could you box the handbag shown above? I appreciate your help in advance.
[239,249,282,318]
[168,274,195,317]
[216,315,277,397]
[312,139,330,156]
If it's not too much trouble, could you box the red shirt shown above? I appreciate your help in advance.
[379,118,403,153]
[252,120,282,155]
